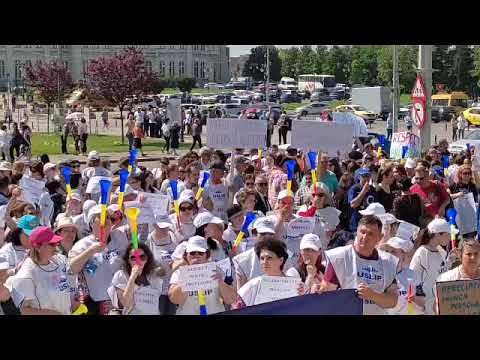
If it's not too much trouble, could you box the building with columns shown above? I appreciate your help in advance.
[0,45,230,88]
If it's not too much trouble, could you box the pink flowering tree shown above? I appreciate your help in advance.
[86,47,159,144]
[24,60,74,133]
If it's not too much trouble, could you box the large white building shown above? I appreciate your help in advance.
[0,45,230,88]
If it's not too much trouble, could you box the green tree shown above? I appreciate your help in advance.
[324,46,352,84]
[350,46,379,86]
[376,46,393,87]
[313,45,329,75]
[473,45,480,98]
[398,45,418,94]
[450,45,476,96]
[280,47,300,79]
[297,46,316,75]
[243,46,282,82]
[432,45,453,92]
[177,77,196,93]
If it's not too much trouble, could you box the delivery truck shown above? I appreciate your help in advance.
[351,86,392,120]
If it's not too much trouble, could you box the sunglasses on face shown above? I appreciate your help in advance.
[188,251,204,256]
[313,193,325,198]
[180,205,193,212]
[246,182,254,186]
[462,172,472,176]
[256,182,268,186]
[129,254,147,261]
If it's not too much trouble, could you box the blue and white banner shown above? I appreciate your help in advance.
[220,290,362,315]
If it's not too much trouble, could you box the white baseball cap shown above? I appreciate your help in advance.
[300,233,322,251]
[43,162,57,173]
[253,216,276,234]
[179,189,195,205]
[277,189,294,202]
[193,212,224,228]
[359,203,386,216]
[405,158,417,169]
[385,236,414,253]
[82,200,97,222]
[427,218,451,234]
[87,204,103,224]
[68,191,82,202]
[88,150,100,160]
[379,213,398,225]
[156,215,173,229]
[185,236,208,253]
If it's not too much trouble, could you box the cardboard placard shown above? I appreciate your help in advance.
[207,118,267,149]
[290,120,354,156]
[286,217,315,237]
[254,275,302,305]
[179,262,218,292]
[436,279,480,315]
[216,258,232,277]
[390,132,421,160]
[19,176,46,204]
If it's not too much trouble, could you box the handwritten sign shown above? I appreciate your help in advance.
[286,217,315,238]
[254,275,302,305]
[19,176,46,204]
[290,120,354,156]
[86,176,112,194]
[453,192,477,235]
[390,132,421,160]
[207,118,267,149]
[436,279,480,315]
[179,262,218,292]
[124,193,169,224]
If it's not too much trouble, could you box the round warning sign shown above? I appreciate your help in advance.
[411,101,426,129]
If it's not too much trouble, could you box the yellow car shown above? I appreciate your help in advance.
[464,107,480,126]
[335,104,378,124]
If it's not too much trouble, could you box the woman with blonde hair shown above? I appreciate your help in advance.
[448,164,478,203]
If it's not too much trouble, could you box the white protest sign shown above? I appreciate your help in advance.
[124,201,154,224]
[390,132,421,160]
[286,216,315,237]
[167,98,182,126]
[216,258,232,277]
[332,112,368,138]
[315,206,342,232]
[86,176,112,194]
[396,221,420,242]
[207,118,267,149]
[290,120,354,156]
[179,262,218,292]
[123,193,169,225]
[254,275,302,305]
[19,176,46,204]
[454,192,477,235]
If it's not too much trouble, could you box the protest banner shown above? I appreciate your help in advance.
[179,262,218,292]
[290,120,354,156]
[19,176,46,204]
[167,98,182,126]
[207,118,267,149]
[436,279,480,315]
[453,193,477,235]
[124,193,169,224]
[254,275,302,305]
[390,132,421,160]
[222,290,362,315]
[86,176,112,194]
[396,220,420,242]
[332,112,368,138]
[286,217,315,238]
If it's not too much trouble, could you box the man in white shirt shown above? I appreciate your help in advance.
[0,125,11,162]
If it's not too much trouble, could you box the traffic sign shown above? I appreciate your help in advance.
[411,100,426,129]
[411,74,426,102]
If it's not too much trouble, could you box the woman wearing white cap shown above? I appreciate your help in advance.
[169,190,197,245]
[286,234,325,293]
[72,199,97,239]
[378,237,424,315]
[54,216,80,256]
[5,226,73,315]
[146,216,177,315]
[68,204,129,315]
[168,236,236,315]
[409,218,455,315]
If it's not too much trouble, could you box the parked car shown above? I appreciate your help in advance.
[464,107,480,126]
[295,102,330,117]
[448,129,480,154]
[335,104,378,125]
[280,92,302,104]
[217,103,246,117]
[310,89,331,102]
[431,91,469,123]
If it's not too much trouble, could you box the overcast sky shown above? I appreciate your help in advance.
[229,45,303,57]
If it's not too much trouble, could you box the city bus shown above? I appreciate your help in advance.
[297,74,336,93]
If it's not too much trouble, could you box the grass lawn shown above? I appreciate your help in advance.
[400,94,410,106]
[31,134,190,156]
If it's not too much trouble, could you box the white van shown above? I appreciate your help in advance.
[279,77,298,91]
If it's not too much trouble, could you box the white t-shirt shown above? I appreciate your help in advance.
[223,225,253,254]
[169,213,196,244]
[436,266,474,282]
[8,254,73,315]
[0,243,28,269]
[237,276,263,307]
[68,229,129,302]
[160,179,186,203]
[409,245,449,315]
[146,232,176,295]
[110,270,163,315]
[72,213,90,239]
[203,183,229,222]
[169,268,226,315]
